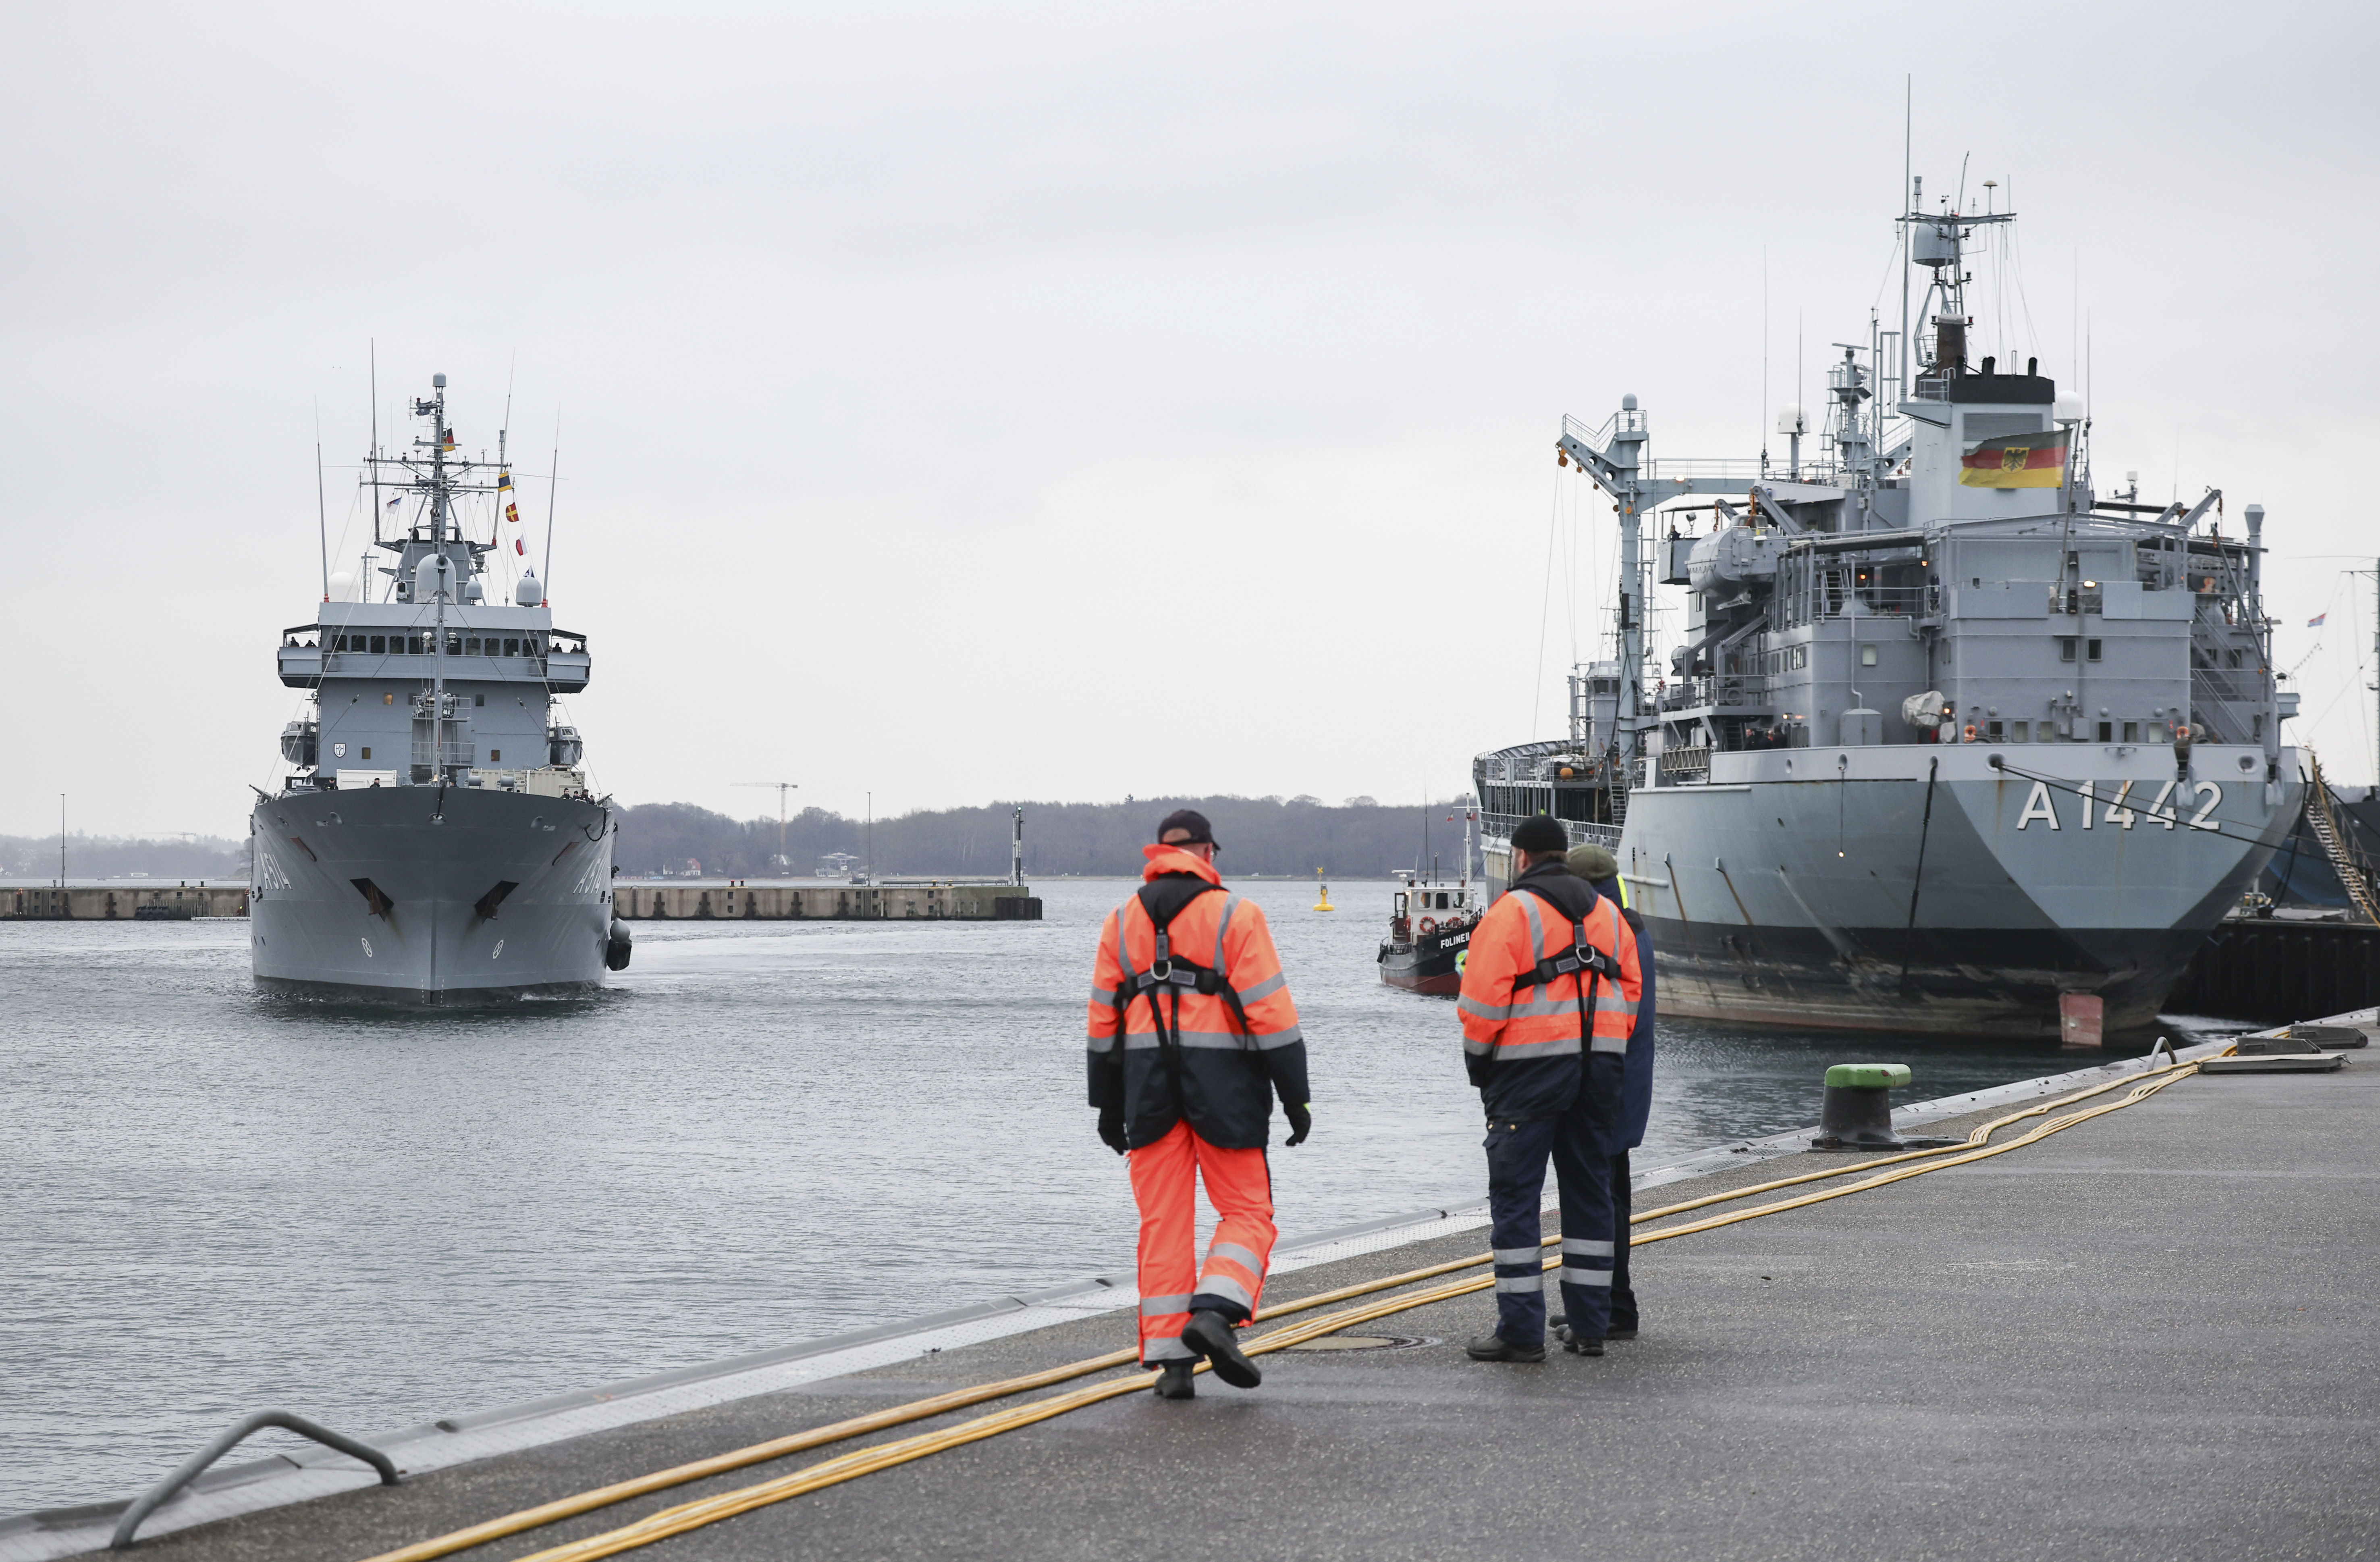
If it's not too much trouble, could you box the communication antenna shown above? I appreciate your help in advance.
[314,399,330,603]
[544,416,561,596]
[732,782,801,872]
[368,340,380,547]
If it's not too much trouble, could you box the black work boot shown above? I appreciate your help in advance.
[1465,1331,1547,1363]
[1180,1311,1262,1389]
[1552,1321,1607,1355]
[1153,1360,1196,1400]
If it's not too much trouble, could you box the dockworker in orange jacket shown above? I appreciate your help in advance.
[1087,809,1312,1401]
[1457,814,1642,1363]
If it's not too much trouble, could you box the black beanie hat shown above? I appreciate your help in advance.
[1510,815,1569,855]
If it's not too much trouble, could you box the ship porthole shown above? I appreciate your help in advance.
[492,938,505,960]
[360,936,374,959]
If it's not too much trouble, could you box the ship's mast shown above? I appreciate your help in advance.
[426,375,450,786]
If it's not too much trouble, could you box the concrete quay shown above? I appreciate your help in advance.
[613,880,1040,921]
[10,1027,2374,1562]
[0,882,248,920]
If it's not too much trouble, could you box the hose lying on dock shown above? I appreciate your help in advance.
[359,1054,2212,1562]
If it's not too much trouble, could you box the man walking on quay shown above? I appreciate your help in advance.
[1565,841,1655,1343]
[1458,815,1641,1363]
[1088,809,1313,1400]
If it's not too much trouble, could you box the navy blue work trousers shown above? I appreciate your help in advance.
[1484,1053,1623,1345]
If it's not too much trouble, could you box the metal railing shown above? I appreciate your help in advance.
[112,1410,397,1548]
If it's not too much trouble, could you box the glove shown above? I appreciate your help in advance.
[1283,1102,1312,1147]
[1097,1109,1129,1156]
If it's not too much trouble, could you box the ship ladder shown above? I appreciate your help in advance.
[2305,754,2380,925]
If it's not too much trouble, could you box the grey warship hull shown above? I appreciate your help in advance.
[1483,744,2297,1037]
[250,785,615,1003]
[1473,171,2303,1040]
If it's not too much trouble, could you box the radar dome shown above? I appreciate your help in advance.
[413,553,453,601]
[2053,396,2085,423]
[515,569,544,607]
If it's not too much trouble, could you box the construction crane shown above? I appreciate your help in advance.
[733,782,800,875]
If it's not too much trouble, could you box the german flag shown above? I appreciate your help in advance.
[1959,427,2068,488]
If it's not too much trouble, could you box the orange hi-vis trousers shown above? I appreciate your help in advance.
[1129,1121,1275,1366]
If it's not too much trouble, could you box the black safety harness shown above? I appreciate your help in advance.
[1496,884,1621,1061]
[1105,876,1258,1082]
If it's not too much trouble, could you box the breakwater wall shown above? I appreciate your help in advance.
[613,881,1040,921]
[2,883,249,920]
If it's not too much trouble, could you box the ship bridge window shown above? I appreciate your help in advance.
[2089,639,2103,661]
[370,634,387,654]
[504,638,520,656]
[465,637,480,655]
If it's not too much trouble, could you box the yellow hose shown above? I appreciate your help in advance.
[361,1053,2209,1562]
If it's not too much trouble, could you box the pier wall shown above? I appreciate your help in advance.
[1,884,249,920]
[613,882,1040,921]
[2164,917,2380,1023]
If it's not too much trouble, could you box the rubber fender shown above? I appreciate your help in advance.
[605,917,633,971]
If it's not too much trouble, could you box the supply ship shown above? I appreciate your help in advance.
[250,374,627,1002]
[1475,179,2301,1038]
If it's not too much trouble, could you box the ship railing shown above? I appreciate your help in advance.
[1562,412,1616,451]
[1659,676,1775,711]
[2191,667,2267,705]
[1642,456,1763,483]
[1658,746,1712,783]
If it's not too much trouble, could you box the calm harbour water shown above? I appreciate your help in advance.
[0,879,2198,1514]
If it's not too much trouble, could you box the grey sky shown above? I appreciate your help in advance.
[3,1,2373,837]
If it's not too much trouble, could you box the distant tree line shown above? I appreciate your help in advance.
[0,834,248,881]
[615,795,1480,880]
[1,795,1480,883]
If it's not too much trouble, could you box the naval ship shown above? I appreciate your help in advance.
[1475,180,2301,1038]
[250,374,627,1002]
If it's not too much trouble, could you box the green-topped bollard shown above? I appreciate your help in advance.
[1811,1063,1912,1150]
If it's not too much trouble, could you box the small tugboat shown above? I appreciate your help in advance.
[1378,809,1481,996]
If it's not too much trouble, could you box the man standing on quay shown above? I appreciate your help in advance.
[1088,809,1313,1400]
[1565,841,1655,1342]
[1457,815,1641,1362]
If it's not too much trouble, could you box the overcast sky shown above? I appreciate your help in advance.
[3,1,2373,838]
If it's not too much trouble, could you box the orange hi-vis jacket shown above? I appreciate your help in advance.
[1088,846,1309,1150]
[1457,865,1642,1121]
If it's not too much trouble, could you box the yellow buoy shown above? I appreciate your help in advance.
[1313,868,1334,912]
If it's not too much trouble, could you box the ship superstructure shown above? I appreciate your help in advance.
[251,374,623,1001]
[1475,183,2301,1037]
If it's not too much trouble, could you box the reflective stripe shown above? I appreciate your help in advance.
[1207,1241,1265,1275]
[1214,893,1240,971]
[1140,1293,1192,1317]
[1590,1034,1628,1055]
[1090,986,1118,1005]
[1113,1026,1303,1050]
[1235,971,1287,1004]
[1142,1336,1197,1362]
[1561,1239,1616,1257]
[1493,1247,1542,1266]
[1500,996,1594,1020]
[1194,1272,1255,1310]
[1558,1269,1613,1289]
[1518,892,1545,957]
[1458,995,1512,1021]
[1494,1273,1543,1294]
[1462,1035,1584,1059]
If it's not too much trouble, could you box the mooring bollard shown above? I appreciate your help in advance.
[1811,1063,1912,1150]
